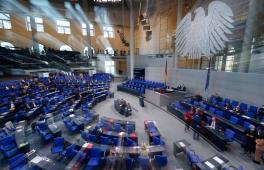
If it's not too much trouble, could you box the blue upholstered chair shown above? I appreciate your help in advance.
[185,147,202,165]
[126,124,134,134]
[229,116,239,125]
[154,155,168,167]
[0,135,18,158]
[209,107,216,114]
[125,137,137,146]
[126,157,133,170]
[100,136,112,145]
[224,98,231,104]
[61,144,79,158]
[224,129,235,142]
[139,156,150,169]
[151,136,165,145]
[201,103,207,110]
[8,153,27,170]
[51,137,64,154]
[243,122,251,130]
[194,101,199,107]
[231,100,239,109]
[215,111,223,117]
[85,147,101,170]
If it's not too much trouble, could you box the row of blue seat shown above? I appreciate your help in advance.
[210,96,259,119]
[188,99,257,131]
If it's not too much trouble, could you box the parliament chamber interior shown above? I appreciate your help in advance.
[0,0,264,170]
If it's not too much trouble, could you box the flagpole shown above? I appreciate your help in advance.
[205,55,212,99]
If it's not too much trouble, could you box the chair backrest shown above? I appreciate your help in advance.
[100,136,111,145]
[231,100,239,108]
[215,111,223,117]
[239,103,248,110]
[154,155,168,166]
[224,98,230,104]
[88,134,97,142]
[139,156,150,168]
[225,129,235,141]
[229,116,239,124]
[152,136,161,145]
[243,122,251,130]
[249,105,258,113]
[90,147,101,157]
[8,153,26,169]
[53,137,64,146]
[209,107,216,114]
[194,101,199,107]
[201,103,207,110]
[126,124,134,134]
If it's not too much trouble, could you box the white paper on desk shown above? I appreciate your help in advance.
[242,115,250,119]
[179,142,186,147]
[31,156,43,164]
[205,161,215,169]
[213,156,224,164]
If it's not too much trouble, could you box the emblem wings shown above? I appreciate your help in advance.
[176,1,234,59]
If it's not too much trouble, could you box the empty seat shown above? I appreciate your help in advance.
[51,137,64,154]
[201,103,207,110]
[154,155,168,167]
[243,122,252,130]
[224,129,235,142]
[215,111,223,117]
[229,116,239,125]
[8,153,27,170]
[85,147,102,169]
[231,100,239,108]
[209,107,216,114]
[185,146,202,165]
[194,101,199,107]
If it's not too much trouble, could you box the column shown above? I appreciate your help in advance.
[174,0,183,68]
[129,0,135,79]
[30,16,39,55]
[238,0,263,72]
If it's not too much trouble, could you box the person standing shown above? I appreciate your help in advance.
[192,109,202,140]
[253,134,264,164]
[184,107,195,132]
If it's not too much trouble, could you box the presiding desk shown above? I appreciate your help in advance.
[145,89,188,107]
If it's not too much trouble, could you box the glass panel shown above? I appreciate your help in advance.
[0,13,10,20]
[64,27,71,34]
[36,24,44,32]
[35,17,43,23]
[3,20,11,29]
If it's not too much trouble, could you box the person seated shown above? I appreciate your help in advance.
[209,117,217,130]
[225,103,233,110]
[257,105,264,121]
[234,105,243,114]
